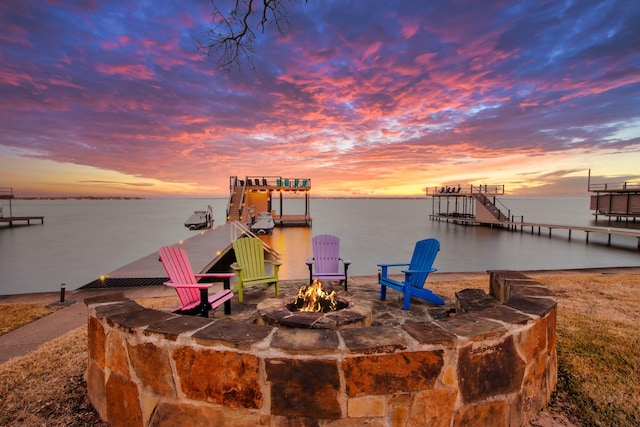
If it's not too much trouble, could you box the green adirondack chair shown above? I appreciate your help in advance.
[231,237,281,302]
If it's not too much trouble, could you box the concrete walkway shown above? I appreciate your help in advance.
[0,286,176,365]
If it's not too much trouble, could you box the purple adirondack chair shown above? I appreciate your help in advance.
[305,234,351,291]
[158,246,234,317]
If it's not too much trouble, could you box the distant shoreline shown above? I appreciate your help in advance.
[13,196,146,200]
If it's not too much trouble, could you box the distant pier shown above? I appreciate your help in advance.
[0,187,44,227]
[428,184,640,251]
[0,215,44,227]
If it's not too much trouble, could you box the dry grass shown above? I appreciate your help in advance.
[135,295,179,310]
[535,274,640,427]
[434,273,640,427]
[0,303,60,336]
[0,327,108,426]
[0,272,639,426]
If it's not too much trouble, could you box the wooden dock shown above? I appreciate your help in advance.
[429,214,640,250]
[0,216,44,227]
[275,214,313,227]
[108,223,237,279]
[80,222,279,289]
[1,187,45,227]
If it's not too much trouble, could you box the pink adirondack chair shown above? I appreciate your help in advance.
[305,234,351,290]
[158,246,234,317]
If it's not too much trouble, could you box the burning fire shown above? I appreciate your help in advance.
[294,280,337,313]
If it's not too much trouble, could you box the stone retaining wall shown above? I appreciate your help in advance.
[85,270,557,426]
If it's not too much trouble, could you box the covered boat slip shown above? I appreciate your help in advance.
[226,175,312,227]
[588,175,640,223]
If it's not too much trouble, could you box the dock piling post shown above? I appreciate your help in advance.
[60,283,65,303]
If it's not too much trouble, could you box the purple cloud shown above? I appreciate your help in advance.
[0,0,638,196]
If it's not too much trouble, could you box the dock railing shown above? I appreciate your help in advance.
[428,184,506,195]
[471,184,505,195]
[588,181,640,192]
[0,187,14,217]
[227,176,247,222]
[489,193,511,221]
[0,187,14,198]
[228,221,280,258]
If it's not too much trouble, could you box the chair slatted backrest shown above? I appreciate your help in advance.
[158,246,199,306]
[407,238,440,289]
[312,234,341,274]
[233,238,266,279]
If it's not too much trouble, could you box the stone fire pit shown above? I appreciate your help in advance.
[257,286,373,329]
[85,271,557,426]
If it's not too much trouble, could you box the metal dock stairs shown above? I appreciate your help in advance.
[472,192,510,222]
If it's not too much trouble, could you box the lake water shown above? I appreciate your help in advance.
[1,197,639,295]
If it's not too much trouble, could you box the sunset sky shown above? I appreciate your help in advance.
[1,0,639,197]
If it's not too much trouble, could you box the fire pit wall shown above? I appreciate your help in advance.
[85,271,557,426]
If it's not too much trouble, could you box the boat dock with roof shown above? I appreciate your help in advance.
[226,175,312,227]
[587,172,640,223]
[428,183,640,250]
[81,173,312,289]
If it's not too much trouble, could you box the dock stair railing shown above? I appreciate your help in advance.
[490,194,511,221]
[473,192,510,222]
[227,176,246,222]
[228,221,280,258]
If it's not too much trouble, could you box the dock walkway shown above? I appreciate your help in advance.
[81,222,279,289]
[0,216,44,227]
[429,214,640,250]
[0,186,45,227]
[82,223,239,288]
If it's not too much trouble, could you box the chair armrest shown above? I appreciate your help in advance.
[163,282,213,289]
[401,268,437,275]
[195,273,235,280]
[265,260,282,266]
[377,263,410,268]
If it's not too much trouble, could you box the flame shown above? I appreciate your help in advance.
[294,280,337,313]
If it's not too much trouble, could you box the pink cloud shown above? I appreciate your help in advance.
[94,63,155,80]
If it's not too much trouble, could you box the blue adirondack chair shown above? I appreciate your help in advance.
[378,238,444,310]
[305,234,351,290]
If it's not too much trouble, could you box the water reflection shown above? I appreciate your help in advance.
[258,227,313,280]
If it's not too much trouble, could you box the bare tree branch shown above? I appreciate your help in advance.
[199,0,299,71]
